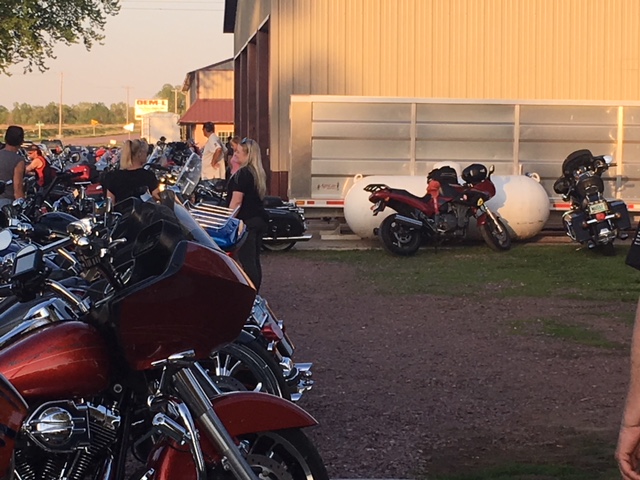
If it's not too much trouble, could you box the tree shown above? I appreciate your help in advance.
[0,0,120,75]
[154,83,185,115]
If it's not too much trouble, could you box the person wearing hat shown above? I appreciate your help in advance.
[25,144,54,188]
[0,126,25,206]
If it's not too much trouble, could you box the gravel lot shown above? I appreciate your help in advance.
[260,250,635,479]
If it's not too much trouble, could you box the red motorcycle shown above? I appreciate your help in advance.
[0,206,328,480]
[364,163,512,255]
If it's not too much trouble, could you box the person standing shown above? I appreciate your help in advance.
[0,126,26,206]
[227,138,269,291]
[102,138,160,204]
[228,135,242,176]
[617,297,640,479]
[201,122,226,181]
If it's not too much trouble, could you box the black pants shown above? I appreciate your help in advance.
[238,217,268,291]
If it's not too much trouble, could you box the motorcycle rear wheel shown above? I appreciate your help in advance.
[378,214,421,256]
[263,241,297,252]
[479,217,512,251]
[599,242,616,256]
[231,428,329,480]
[203,340,290,400]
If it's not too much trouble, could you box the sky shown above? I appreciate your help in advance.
[0,0,234,108]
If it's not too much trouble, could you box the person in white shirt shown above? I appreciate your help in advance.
[201,122,226,181]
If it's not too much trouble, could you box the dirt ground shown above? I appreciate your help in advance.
[259,252,635,479]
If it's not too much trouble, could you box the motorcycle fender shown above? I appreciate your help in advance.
[234,330,257,345]
[475,211,488,226]
[212,391,318,435]
[146,392,318,480]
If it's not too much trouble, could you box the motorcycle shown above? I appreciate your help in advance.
[195,180,312,252]
[553,149,631,255]
[0,204,328,480]
[364,163,512,255]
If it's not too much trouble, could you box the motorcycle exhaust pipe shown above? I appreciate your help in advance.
[263,235,313,242]
[394,215,423,229]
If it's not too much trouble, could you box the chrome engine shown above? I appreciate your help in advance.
[15,400,120,480]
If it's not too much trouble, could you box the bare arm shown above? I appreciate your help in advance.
[617,297,640,479]
[228,191,244,215]
[13,161,25,199]
[211,147,223,167]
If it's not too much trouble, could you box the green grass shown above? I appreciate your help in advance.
[539,318,624,349]
[287,244,640,302]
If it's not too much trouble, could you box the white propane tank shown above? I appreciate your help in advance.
[343,172,550,240]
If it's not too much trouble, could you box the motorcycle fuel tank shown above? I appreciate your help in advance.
[344,171,550,240]
[0,321,110,400]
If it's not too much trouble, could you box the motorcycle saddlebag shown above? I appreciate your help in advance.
[563,210,592,243]
[609,199,632,230]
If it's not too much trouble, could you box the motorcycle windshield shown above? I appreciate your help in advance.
[174,153,202,197]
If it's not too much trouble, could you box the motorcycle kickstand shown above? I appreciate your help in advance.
[172,368,260,480]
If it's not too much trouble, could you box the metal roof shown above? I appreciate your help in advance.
[178,99,234,125]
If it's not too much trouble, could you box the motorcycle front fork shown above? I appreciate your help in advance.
[171,365,260,480]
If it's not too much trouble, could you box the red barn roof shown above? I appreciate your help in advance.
[179,99,234,125]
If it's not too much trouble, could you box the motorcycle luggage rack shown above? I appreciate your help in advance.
[186,202,239,229]
[363,184,389,193]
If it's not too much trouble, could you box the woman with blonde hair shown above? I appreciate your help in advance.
[227,138,269,290]
[102,138,160,204]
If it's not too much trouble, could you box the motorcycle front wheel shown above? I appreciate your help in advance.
[378,214,421,256]
[230,428,329,480]
[203,341,290,400]
[479,217,512,251]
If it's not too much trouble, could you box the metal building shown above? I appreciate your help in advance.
[224,0,640,200]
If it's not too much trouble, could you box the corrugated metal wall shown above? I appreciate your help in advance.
[233,0,640,189]
[198,70,234,99]
[273,0,640,100]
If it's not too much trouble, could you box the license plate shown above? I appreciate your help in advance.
[589,202,608,214]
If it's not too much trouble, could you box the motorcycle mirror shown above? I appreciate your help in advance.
[489,165,495,174]
[604,155,614,165]
[0,229,12,251]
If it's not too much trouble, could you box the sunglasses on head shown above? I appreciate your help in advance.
[241,137,254,146]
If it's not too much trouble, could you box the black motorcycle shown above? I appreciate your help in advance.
[553,149,631,255]
[196,180,312,252]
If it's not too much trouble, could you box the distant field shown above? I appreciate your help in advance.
[0,124,132,142]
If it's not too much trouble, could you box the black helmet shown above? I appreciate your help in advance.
[462,163,488,184]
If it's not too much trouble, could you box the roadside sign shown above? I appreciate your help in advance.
[123,123,135,132]
[134,99,168,120]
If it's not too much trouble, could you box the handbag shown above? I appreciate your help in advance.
[204,216,244,250]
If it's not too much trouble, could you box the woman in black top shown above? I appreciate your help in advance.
[103,138,159,204]
[227,138,268,291]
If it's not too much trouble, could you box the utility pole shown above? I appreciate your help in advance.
[58,72,63,138]
[171,88,180,113]
[124,86,132,124]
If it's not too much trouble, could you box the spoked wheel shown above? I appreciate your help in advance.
[234,429,329,480]
[479,217,512,251]
[263,241,297,252]
[378,214,421,256]
[202,341,290,399]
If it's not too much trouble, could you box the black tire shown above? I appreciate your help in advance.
[600,242,616,256]
[232,428,329,480]
[378,214,421,256]
[263,241,296,252]
[202,340,290,400]
[479,217,512,251]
